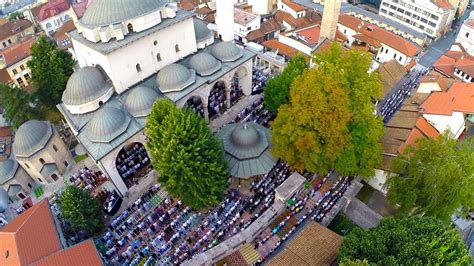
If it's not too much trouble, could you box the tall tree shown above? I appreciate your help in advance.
[386,134,474,222]
[263,53,307,114]
[0,84,39,129]
[59,185,104,236]
[146,99,229,209]
[27,35,74,107]
[338,217,471,265]
[271,43,383,178]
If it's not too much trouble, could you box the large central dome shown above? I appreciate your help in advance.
[81,0,170,27]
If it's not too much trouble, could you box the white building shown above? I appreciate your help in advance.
[233,8,261,43]
[379,0,456,39]
[59,0,255,195]
[248,0,276,15]
[30,0,74,36]
[278,0,306,19]
[455,18,474,56]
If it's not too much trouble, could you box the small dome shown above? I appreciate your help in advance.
[13,121,53,158]
[211,42,244,62]
[231,124,261,148]
[86,107,131,143]
[0,187,9,212]
[188,53,221,76]
[193,18,212,42]
[63,67,110,106]
[81,0,169,27]
[156,64,196,93]
[0,159,18,185]
[125,86,160,117]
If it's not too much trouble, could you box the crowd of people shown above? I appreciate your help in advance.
[208,84,227,118]
[69,167,108,197]
[233,98,275,128]
[251,68,268,94]
[380,69,423,122]
[185,97,205,117]
[116,144,151,188]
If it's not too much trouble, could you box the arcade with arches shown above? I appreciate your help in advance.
[115,142,151,188]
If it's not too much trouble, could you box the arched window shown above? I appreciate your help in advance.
[136,64,142,73]
[51,174,59,181]
[175,44,180,52]
[18,193,25,199]
[39,158,45,164]
[127,23,134,33]
[157,53,162,62]
[53,145,58,152]
[37,178,43,183]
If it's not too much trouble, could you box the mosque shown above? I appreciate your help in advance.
[53,0,256,196]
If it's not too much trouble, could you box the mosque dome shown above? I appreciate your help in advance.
[80,0,169,27]
[211,42,244,62]
[13,121,53,158]
[156,64,196,93]
[193,18,212,42]
[230,124,261,148]
[0,187,9,213]
[0,159,18,185]
[188,53,221,76]
[62,67,110,106]
[86,107,131,143]
[125,86,160,117]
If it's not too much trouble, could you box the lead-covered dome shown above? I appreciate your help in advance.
[193,18,212,42]
[80,0,170,27]
[188,53,221,76]
[86,107,131,143]
[0,187,9,213]
[13,121,53,158]
[156,64,196,93]
[211,42,244,62]
[125,86,160,117]
[63,67,111,106]
[0,159,18,185]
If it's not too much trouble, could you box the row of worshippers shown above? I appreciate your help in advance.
[116,144,150,187]
[70,166,108,194]
[232,98,274,128]
[251,68,268,94]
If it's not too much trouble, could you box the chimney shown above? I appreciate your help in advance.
[319,0,342,42]
[216,0,234,42]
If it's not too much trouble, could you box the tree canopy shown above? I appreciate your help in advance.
[58,185,104,236]
[27,35,74,107]
[338,217,472,265]
[386,134,474,222]
[146,99,229,209]
[271,43,383,178]
[263,53,307,114]
[0,84,39,129]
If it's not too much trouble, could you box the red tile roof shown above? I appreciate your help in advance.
[0,200,62,265]
[435,0,453,10]
[0,68,12,84]
[466,19,474,29]
[274,10,321,30]
[0,35,36,67]
[0,19,33,41]
[455,56,474,77]
[262,39,310,61]
[282,0,306,12]
[338,14,420,57]
[31,240,102,266]
[293,25,346,47]
[433,55,457,78]
[53,20,75,49]
[34,0,70,21]
[420,75,449,91]
[72,0,92,19]
[399,117,440,153]
[420,82,474,115]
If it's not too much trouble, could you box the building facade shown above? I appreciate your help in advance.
[456,18,474,56]
[379,0,456,39]
[0,158,35,202]
[0,19,34,50]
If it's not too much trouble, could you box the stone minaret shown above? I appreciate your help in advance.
[319,0,342,42]
[216,0,234,42]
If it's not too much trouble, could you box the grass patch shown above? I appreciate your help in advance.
[356,184,375,204]
[74,154,87,163]
[34,186,44,198]
[328,214,359,236]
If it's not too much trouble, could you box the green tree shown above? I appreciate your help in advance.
[146,99,229,209]
[8,11,23,21]
[263,53,307,114]
[58,185,104,236]
[271,43,383,178]
[386,134,474,222]
[0,84,39,129]
[338,217,471,265]
[27,35,74,107]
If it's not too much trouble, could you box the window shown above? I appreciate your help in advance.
[39,158,45,164]
[24,73,30,81]
[53,145,58,152]
[385,49,388,54]
[12,69,17,75]
[153,40,158,46]
[51,173,59,181]
[399,56,402,62]
[7,39,11,44]
[16,77,24,88]
[175,44,180,52]
[393,53,397,59]
[18,193,25,199]
[136,64,142,73]
[2,42,6,48]
[37,178,43,183]
[24,163,30,169]
[28,183,32,188]
[127,23,134,32]
[19,64,25,71]
[466,32,470,38]
[64,161,69,167]
[157,53,162,62]
[380,47,384,52]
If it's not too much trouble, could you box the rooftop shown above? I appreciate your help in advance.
[282,0,306,12]
[420,82,474,116]
[234,8,259,26]
[0,19,33,41]
[0,35,36,67]
[53,20,76,49]
[268,221,342,266]
[31,0,70,21]
[262,39,309,60]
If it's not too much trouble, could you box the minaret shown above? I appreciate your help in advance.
[215,0,234,42]
[319,0,342,42]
